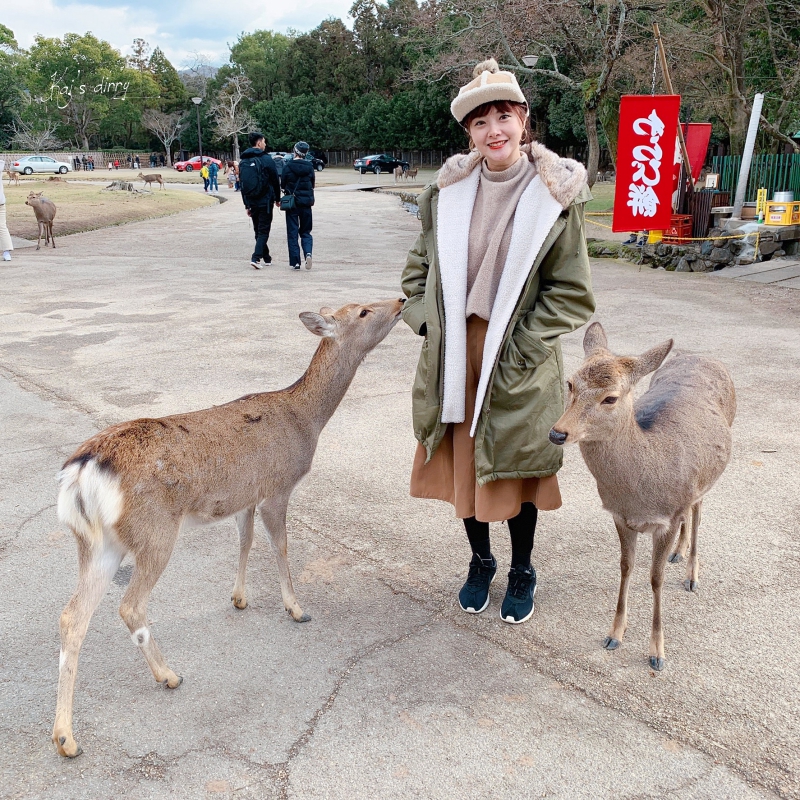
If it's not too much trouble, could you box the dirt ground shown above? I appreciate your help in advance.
[2,179,217,239]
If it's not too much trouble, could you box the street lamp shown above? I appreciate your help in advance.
[522,55,540,67]
[191,96,203,169]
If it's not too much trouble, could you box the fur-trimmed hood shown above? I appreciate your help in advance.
[437,142,587,210]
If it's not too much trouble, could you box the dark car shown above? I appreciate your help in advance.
[353,153,409,175]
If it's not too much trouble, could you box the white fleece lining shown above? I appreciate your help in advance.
[436,169,563,434]
[437,167,481,423]
[470,176,563,435]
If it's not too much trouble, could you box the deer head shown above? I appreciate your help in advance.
[549,322,673,446]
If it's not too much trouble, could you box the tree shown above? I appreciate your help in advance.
[148,47,187,112]
[0,24,24,148]
[229,31,291,102]
[141,110,186,165]
[210,74,256,160]
[9,115,62,152]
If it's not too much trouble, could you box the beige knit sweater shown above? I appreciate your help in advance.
[466,155,536,320]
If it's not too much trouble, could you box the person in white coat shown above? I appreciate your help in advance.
[0,160,13,261]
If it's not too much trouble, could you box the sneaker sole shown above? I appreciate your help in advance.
[305,256,312,270]
[458,572,496,614]
[251,263,262,270]
[501,585,537,625]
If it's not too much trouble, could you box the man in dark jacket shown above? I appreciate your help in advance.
[281,141,315,270]
[240,132,281,269]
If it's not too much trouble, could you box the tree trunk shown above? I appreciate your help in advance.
[583,105,600,187]
[82,134,90,151]
[233,137,240,161]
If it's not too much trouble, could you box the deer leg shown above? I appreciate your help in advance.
[118,530,182,688]
[669,512,691,563]
[231,507,255,609]
[258,499,310,622]
[53,537,125,758]
[649,523,679,671]
[36,222,42,250]
[684,501,702,591]
[604,520,637,650]
[50,222,55,248]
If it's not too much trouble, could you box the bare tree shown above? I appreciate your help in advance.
[141,110,186,166]
[9,116,62,152]
[412,0,634,185]
[210,75,256,160]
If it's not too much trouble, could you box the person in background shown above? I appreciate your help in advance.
[134,155,140,170]
[160,154,165,167]
[239,132,281,269]
[227,163,237,190]
[0,159,13,262]
[200,162,210,193]
[281,141,315,271]
[207,160,219,193]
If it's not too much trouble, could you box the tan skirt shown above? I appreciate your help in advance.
[0,204,13,253]
[410,316,561,523]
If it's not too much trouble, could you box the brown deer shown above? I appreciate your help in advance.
[549,323,735,672]
[405,166,418,182]
[5,169,20,186]
[25,192,56,250]
[137,172,164,191]
[393,165,405,183]
[52,298,405,758]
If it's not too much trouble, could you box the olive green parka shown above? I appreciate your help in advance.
[401,142,595,485]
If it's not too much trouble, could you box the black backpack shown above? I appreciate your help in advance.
[239,154,269,202]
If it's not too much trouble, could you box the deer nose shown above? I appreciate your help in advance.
[548,429,567,446]
[398,298,406,303]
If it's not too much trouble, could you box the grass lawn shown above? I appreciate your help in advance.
[3,178,217,239]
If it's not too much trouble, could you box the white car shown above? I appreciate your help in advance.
[9,155,72,175]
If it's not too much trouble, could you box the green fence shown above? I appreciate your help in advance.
[712,154,800,203]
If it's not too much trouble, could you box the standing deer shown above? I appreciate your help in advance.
[393,165,406,183]
[6,169,20,186]
[405,167,418,182]
[549,323,735,671]
[25,192,56,250]
[137,172,164,191]
[52,298,404,758]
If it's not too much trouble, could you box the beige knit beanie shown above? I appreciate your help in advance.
[450,58,527,124]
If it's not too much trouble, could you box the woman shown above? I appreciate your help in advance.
[0,159,13,261]
[281,141,315,270]
[401,59,595,624]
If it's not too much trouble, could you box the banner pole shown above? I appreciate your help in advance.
[653,23,694,191]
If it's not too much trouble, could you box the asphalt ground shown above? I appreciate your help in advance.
[0,184,797,799]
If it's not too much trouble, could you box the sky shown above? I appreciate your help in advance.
[4,0,356,67]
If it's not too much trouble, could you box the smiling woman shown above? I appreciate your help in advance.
[401,57,596,627]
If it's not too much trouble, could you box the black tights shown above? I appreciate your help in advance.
[463,503,538,568]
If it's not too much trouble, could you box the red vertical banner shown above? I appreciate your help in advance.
[612,95,681,232]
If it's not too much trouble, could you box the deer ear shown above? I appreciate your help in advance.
[299,311,335,338]
[627,339,674,384]
[583,322,608,355]
[319,306,334,315]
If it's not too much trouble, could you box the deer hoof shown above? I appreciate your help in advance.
[683,579,699,592]
[668,552,683,563]
[603,636,620,650]
[161,674,183,689]
[295,612,311,623]
[54,733,83,758]
[649,656,665,671]
[231,596,248,610]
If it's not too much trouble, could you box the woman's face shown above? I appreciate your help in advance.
[468,106,525,171]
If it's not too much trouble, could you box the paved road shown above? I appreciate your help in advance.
[0,188,797,799]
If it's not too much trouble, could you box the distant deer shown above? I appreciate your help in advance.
[393,165,406,183]
[5,169,20,186]
[405,167,418,182]
[549,323,735,672]
[137,172,164,191]
[25,192,56,250]
[52,298,405,758]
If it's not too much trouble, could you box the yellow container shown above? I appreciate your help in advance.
[764,201,800,226]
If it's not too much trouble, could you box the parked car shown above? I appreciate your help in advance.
[9,155,71,175]
[173,156,223,172]
[274,151,325,172]
[353,153,409,175]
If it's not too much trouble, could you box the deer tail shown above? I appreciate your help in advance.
[57,457,123,549]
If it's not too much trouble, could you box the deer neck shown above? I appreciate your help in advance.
[580,406,646,467]
[288,338,364,434]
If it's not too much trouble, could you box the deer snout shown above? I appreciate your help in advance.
[548,429,568,446]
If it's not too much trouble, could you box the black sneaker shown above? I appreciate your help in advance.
[500,565,537,624]
[458,554,497,614]
[291,264,301,270]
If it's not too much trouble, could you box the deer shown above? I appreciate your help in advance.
[549,322,735,672]
[25,192,56,250]
[137,172,164,191]
[393,165,406,183]
[5,169,20,186]
[405,167,418,182]
[52,298,405,758]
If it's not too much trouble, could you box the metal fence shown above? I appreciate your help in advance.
[712,154,800,203]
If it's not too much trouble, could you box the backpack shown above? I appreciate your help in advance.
[239,155,269,202]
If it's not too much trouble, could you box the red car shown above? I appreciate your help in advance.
[173,156,223,172]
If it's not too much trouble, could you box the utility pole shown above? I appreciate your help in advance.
[191,97,203,168]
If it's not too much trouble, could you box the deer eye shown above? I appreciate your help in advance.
[566,381,573,393]
[359,309,370,318]
[601,396,618,405]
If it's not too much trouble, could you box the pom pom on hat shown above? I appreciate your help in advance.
[451,57,527,124]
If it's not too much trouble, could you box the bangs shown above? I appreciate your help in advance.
[462,100,527,128]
